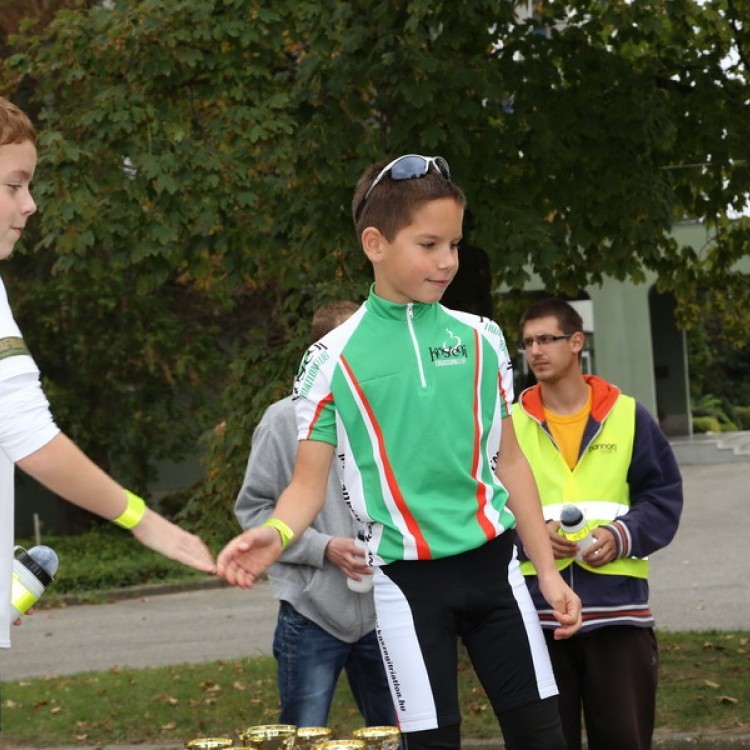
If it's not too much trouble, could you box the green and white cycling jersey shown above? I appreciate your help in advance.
[292,287,517,565]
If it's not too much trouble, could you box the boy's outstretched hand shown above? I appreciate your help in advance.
[131,510,217,574]
[217,526,283,588]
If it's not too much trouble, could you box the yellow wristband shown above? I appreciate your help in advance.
[113,490,147,529]
[263,518,294,550]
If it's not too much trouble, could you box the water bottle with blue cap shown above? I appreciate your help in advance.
[11,544,59,619]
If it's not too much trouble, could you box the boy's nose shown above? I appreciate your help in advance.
[22,192,37,216]
[437,247,457,270]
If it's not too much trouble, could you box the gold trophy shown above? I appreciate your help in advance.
[238,724,297,749]
[184,739,235,749]
[295,726,333,750]
[312,742,365,750]
[351,726,401,750]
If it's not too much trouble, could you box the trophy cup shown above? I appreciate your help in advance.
[295,726,333,750]
[351,726,401,750]
[238,724,297,749]
[184,739,235,749]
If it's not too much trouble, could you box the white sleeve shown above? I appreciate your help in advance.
[0,276,39,383]
[0,372,60,462]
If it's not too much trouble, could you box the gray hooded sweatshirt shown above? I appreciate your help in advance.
[234,396,377,642]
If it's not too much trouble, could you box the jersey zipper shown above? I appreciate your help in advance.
[406,304,428,389]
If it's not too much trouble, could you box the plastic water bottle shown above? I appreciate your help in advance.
[347,532,373,593]
[559,505,596,562]
[11,545,59,619]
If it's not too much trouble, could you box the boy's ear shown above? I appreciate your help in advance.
[361,226,386,264]
[570,330,586,354]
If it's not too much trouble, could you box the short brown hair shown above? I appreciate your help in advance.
[519,297,584,337]
[311,300,360,341]
[352,157,466,243]
[0,97,36,148]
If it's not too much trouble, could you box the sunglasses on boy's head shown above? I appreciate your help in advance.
[355,154,452,219]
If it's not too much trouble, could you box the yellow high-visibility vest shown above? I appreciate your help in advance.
[514,395,648,579]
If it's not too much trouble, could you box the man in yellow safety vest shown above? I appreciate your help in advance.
[513,297,683,750]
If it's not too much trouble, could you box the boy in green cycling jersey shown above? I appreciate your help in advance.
[219,154,581,750]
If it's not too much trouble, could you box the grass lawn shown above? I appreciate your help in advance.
[3,529,747,746]
[1,631,748,747]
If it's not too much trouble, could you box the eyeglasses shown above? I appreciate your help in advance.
[517,334,573,351]
[356,154,451,218]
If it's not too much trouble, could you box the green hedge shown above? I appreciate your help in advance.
[734,405,750,431]
[16,526,205,597]
[692,416,721,434]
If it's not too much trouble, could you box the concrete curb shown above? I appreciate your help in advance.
[41,575,229,608]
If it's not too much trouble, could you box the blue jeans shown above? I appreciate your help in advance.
[273,600,396,727]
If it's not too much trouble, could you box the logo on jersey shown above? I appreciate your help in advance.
[484,320,502,338]
[428,328,468,367]
[293,341,330,399]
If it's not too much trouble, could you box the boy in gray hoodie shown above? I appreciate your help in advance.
[234,300,395,728]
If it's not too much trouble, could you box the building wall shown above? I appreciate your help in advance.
[587,280,658,417]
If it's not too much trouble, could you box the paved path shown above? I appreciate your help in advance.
[1,580,276,681]
[3,462,749,683]
[649,462,750,632]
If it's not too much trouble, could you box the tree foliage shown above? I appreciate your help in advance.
[2,0,750,538]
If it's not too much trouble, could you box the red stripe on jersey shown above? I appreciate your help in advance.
[306,393,334,439]
[341,354,432,560]
[471,330,496,540]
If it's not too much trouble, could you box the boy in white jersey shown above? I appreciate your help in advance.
[219,154,581,749]
[0,97,215,648]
